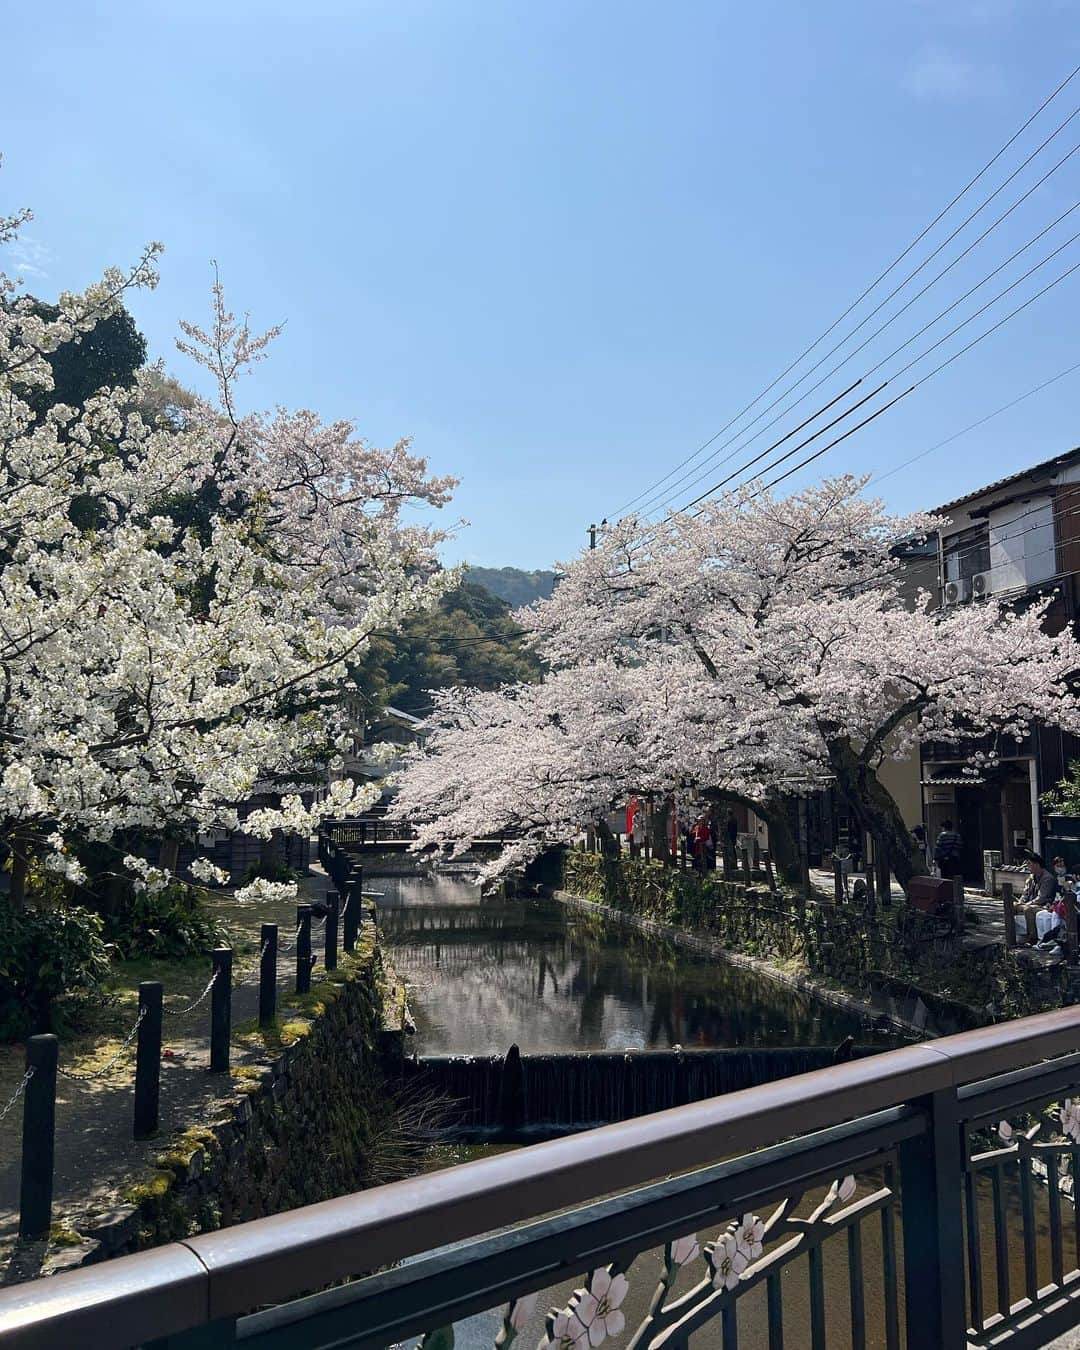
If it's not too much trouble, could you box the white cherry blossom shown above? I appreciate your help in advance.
[0,193,456,899]
[669,1233,701,1267]
[710,1234,748,1292]
[574,1269,628,1346]
[734,1214,765,1260]
[543,1309,588,1350]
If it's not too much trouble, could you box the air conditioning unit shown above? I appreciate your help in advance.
[943,578,970,605]
[971,571,992,599]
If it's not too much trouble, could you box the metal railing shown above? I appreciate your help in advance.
[7,1008,1080,1347]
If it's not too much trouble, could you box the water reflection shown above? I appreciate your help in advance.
[377,874,896,1055]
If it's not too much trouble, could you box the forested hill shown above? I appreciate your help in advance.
[465,566,557,608]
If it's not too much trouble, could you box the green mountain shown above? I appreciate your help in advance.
[465,566,557,609]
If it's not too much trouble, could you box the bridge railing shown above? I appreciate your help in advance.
[7,1007,1080,1348]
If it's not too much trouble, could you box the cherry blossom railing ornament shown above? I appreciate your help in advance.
[433,1174,866,1350]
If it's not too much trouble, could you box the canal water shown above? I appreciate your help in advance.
[376,872,898,1056]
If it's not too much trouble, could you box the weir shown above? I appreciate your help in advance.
[400,1043,874,1135]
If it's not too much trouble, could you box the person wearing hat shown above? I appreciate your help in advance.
[1015,852,1059,944]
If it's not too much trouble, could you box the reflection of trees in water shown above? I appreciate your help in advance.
[382,891,869,1052]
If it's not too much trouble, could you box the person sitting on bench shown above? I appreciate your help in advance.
[1014,853,1059,944]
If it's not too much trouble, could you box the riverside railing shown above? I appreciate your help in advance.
[2,881,367,1244]
[7,1008,1080,1348]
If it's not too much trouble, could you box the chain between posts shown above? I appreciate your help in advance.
[0,1067,34,1124]
[161,966,220,1019]
[278,920,304,954]
[233,939,272,989]
[56,1007,147,1082]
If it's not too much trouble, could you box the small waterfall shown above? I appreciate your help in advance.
[404,1045,867,1135]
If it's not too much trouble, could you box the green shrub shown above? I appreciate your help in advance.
[241,861,297,886]
[105,883,225,960]
[0,903,111,1039]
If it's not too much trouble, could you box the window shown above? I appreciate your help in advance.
[943,524,990,585]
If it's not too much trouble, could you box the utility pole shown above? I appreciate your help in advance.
[589,523,597,550]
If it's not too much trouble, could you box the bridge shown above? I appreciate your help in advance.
[5,1006,1080,1347]
[320,813,512,856]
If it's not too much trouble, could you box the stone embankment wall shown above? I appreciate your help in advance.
[62,943,390,1270]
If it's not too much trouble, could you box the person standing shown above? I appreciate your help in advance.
[933,820,964,880]
[725,812,739,866]
[691,816,711,873]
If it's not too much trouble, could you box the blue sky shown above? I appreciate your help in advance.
[3,1,1080,568]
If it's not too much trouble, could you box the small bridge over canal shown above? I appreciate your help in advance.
[321,811,513,857]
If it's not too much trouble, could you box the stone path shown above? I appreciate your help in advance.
[0,867,339,1282]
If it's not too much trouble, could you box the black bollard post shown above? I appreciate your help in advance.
[19,1034,58,1239]
[324,893,339,973]
[296,904,312,995]
[498,1043,527,1132]
[834,858,845,905]
[209,948,232,1073]
[133,982,163,1139]
[259,923,278,1027]
[343,880,360,954]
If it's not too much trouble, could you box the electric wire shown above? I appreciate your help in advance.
[615,64,1080,523]
[641,165,1080,522]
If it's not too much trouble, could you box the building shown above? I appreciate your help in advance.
[919,445,1080,884]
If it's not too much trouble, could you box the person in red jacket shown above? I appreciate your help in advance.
[690,816,711,872]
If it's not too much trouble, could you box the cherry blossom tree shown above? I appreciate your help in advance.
[0,197,455,905]
[395,476,1080,886]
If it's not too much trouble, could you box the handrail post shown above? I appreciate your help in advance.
[1002,882,1016,949]
[952,875,965,946]
[259,923,278,1027]
[899,1086,966,1347]
[875,838,892,910]
[133,981,162,1139]
[343,878,360,953]
[19,1033,57,1239]
[296,904,312,995]
[210,948,232,1073]
[324,893,339,973]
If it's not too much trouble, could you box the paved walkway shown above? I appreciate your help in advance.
[0,868,340,1280]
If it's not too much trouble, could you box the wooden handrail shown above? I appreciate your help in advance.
[4,1004,1080,1348]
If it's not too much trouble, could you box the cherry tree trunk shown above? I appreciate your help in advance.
[650,798,672,863]
[8,844,26,911]
[825,736,924,890]
[713,791,800,886]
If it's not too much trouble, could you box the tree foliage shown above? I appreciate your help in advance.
[394,478,1080,883]
[0,196,455,903]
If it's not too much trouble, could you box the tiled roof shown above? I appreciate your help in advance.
[930,446,1080,515]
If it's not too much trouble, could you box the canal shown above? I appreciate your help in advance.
[375,869,1066,1349]
[376,872,899,1056]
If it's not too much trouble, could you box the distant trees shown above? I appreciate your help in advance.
[464,565,557,609]
[17,299,146,420]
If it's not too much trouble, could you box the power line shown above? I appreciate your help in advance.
[613,62,1080,523]
[664,229,1080,518]
[869,358,1080,488]
[637,127,1080,522]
